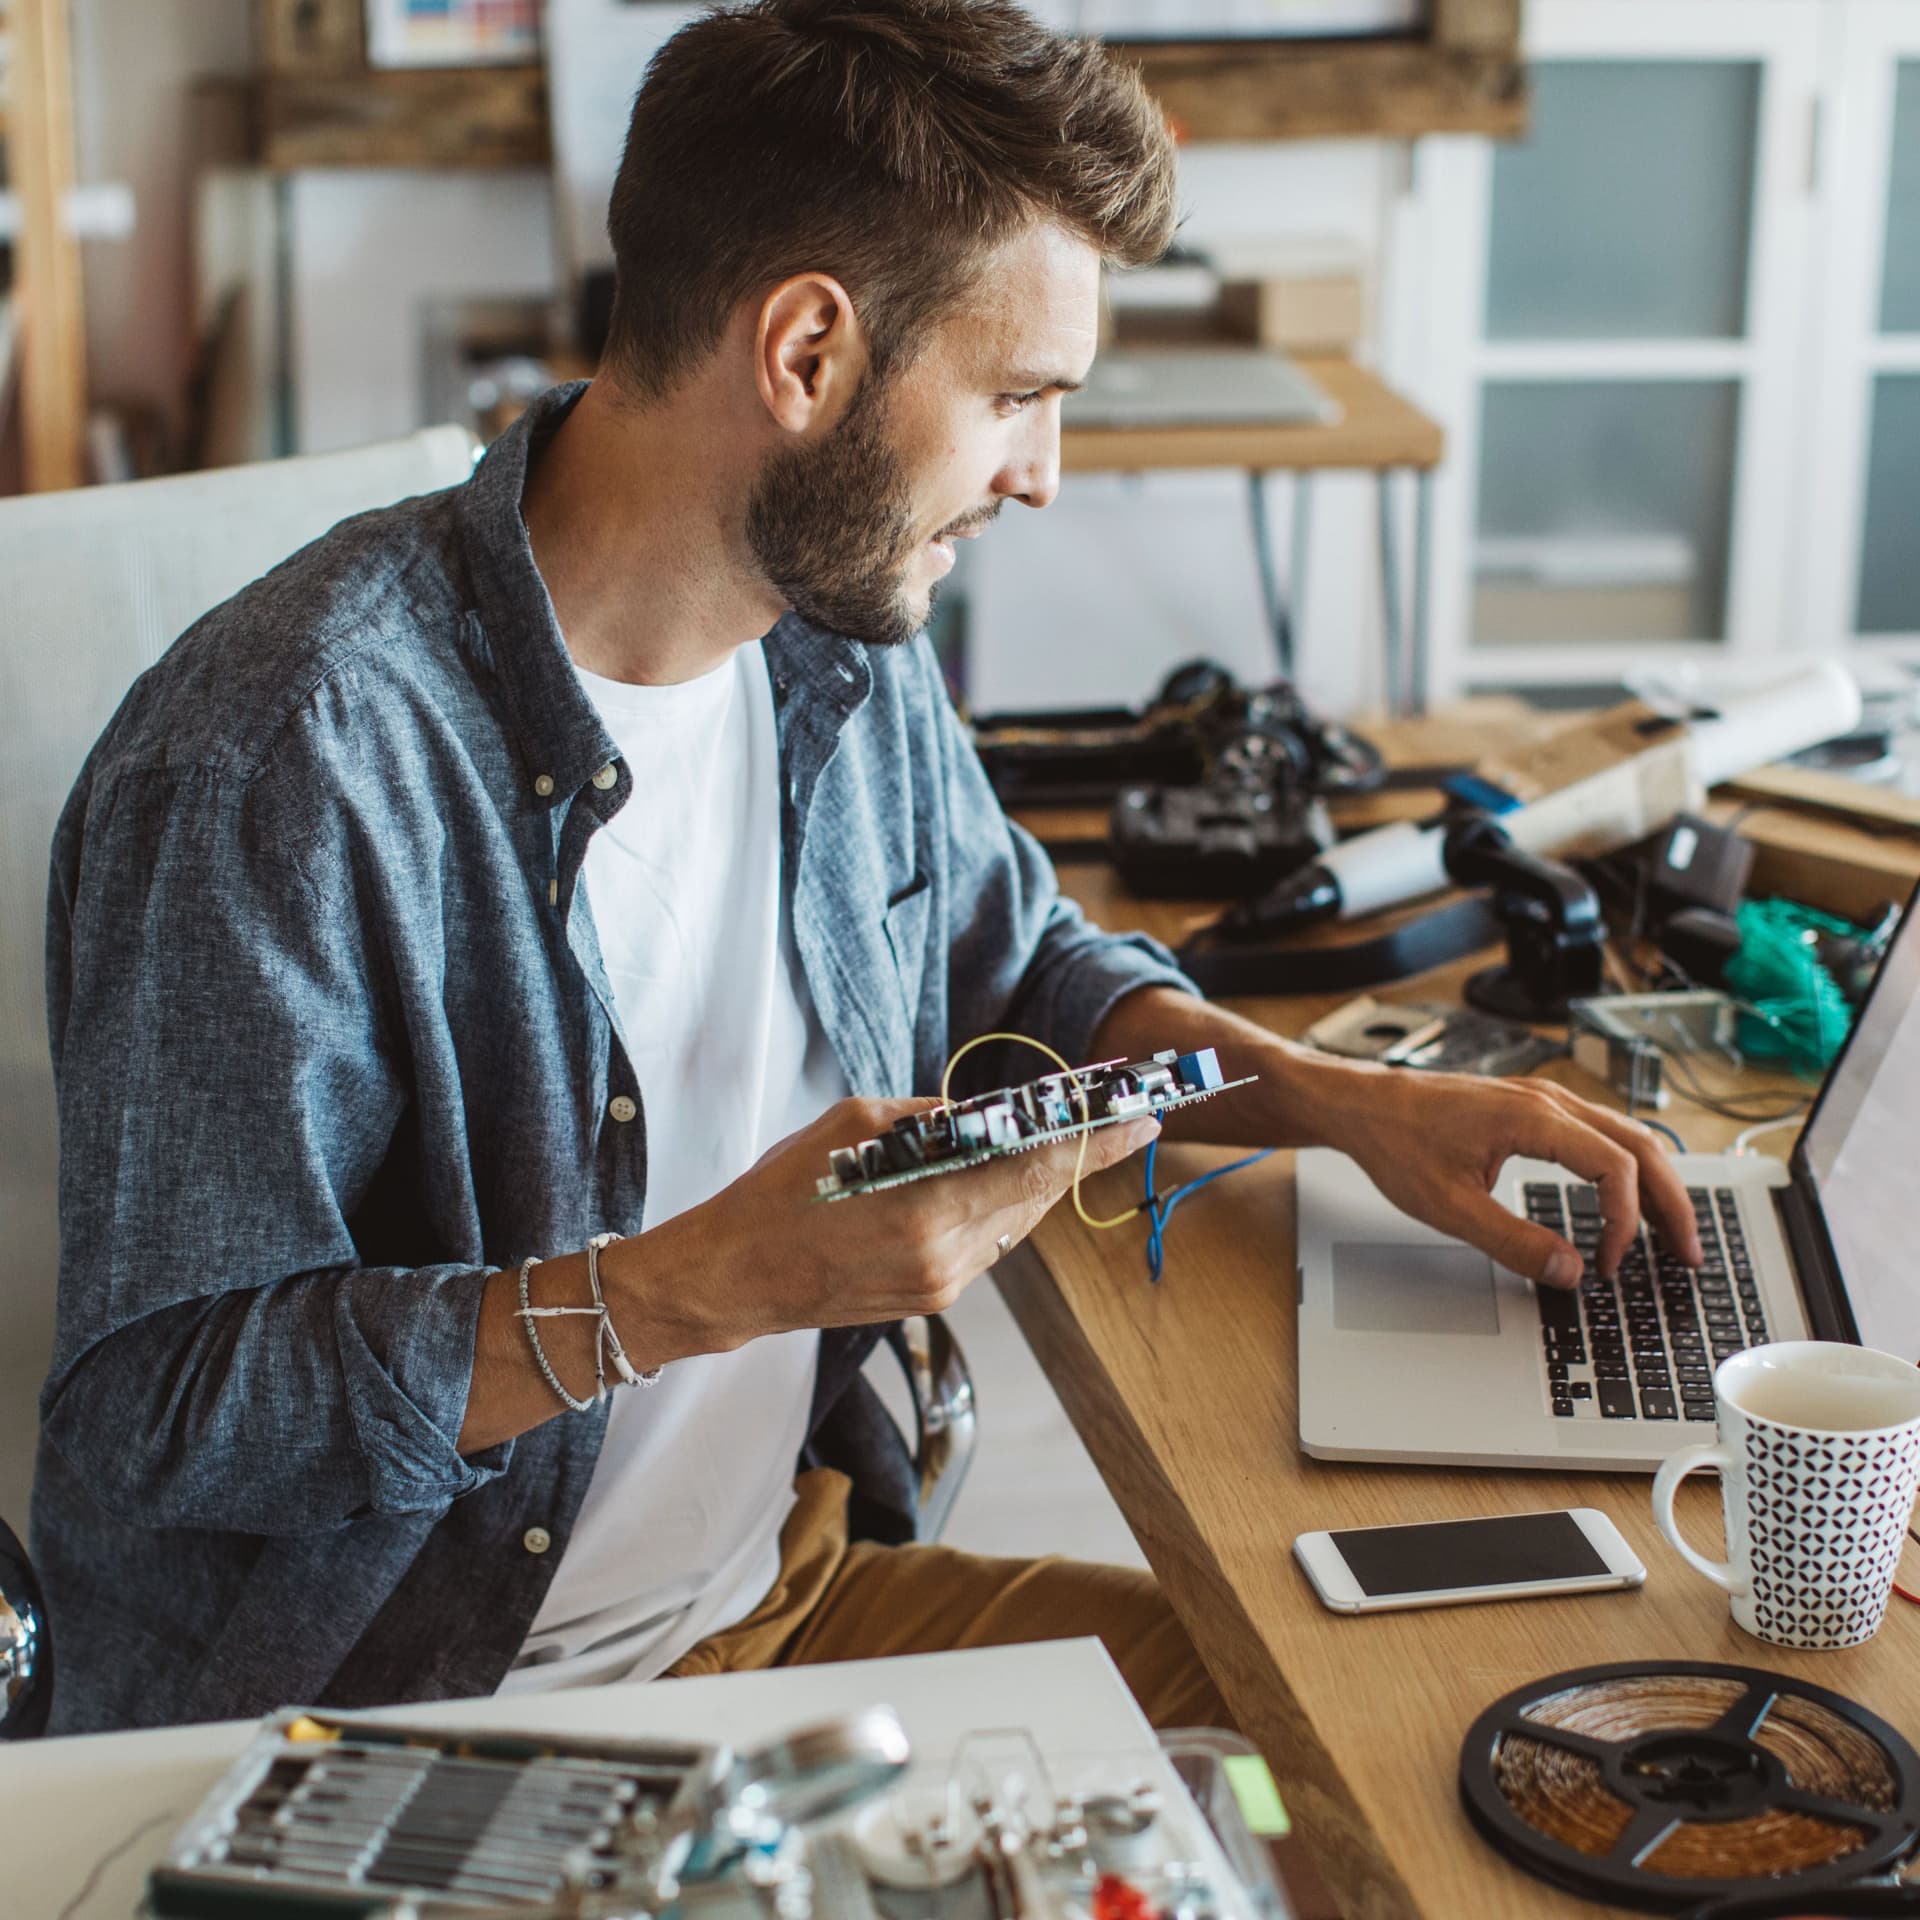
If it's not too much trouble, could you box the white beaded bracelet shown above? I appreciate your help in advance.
[587,1232,663,1387]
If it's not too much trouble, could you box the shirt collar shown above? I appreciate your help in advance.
[456,382,619,808]
[457,381,878,803]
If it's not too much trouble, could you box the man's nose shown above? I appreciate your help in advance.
[996,410,1062,511]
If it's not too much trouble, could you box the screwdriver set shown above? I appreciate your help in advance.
[144,1710,1293,1919]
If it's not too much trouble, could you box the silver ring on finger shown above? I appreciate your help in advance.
[996,1233,1013,1257]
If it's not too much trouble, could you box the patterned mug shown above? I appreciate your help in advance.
[1651,1341,1920,1650]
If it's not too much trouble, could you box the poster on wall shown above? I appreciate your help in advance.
[1030,0,1425,33]
[365,0,545,67]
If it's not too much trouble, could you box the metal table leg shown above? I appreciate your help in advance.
[1377,470,1405,715]
[1290,473,1314,682]
[1248,469,1294,680]
[1410,468,1435,716]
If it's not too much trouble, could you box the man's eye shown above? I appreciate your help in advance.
[996,390,1044,414]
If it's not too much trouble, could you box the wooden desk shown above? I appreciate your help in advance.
[1001,771,1920,1920]
[1060,355,1447,716]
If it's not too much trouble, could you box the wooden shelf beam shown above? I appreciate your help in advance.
[245,0,1525,169]
[11,0,89,492]
[255,64,550,170]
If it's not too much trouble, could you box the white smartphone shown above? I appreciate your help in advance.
[1293,1509,1647,1615]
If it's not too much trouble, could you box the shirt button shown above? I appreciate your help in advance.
[523,1527,551,1555]
[533,773,555,797]
[591,763,618,791]
[608,1095,637,1124]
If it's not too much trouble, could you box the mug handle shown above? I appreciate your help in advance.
[1651,1443,1747,1596]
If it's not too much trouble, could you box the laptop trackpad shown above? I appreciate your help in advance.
[1332,1243,1501,1336]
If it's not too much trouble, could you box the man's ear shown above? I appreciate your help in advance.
[755,274,865,435]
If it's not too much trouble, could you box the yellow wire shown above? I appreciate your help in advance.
[938,1031,1143,1231]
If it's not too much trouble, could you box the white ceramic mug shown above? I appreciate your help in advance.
[1651,1341,1920,1650]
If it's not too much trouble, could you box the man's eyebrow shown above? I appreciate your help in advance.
[1002,370,1085,394]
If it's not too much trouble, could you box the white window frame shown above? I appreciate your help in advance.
[1798,0,1920,663]
[1396,0,1823,700]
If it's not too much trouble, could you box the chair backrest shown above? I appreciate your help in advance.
[0,428,481,1530]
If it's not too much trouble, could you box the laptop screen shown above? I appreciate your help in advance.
[1799,883,1920,1362]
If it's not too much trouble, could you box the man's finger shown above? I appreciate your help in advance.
[946,1114,1158,1225]
[1542,1092,1703,1265]
[1506,1101,1642,1275]
[1446,1187,1586,1290]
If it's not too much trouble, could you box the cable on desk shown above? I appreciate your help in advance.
[1641,1118,1687,1153]
[1732,1112,1812,1157]
[1140,1136,1275,1285]
[1895,1525,1920,1609]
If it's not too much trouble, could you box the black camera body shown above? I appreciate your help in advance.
[972,659,1382,899]
[1109,781,1333,898]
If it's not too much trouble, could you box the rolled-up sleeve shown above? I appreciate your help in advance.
[917,644,1199,1070]
[41,760,508,1536]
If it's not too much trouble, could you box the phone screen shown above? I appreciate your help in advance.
[1329,1512,1609,1597]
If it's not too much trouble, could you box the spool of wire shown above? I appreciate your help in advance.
[1458,1662,1920,1912]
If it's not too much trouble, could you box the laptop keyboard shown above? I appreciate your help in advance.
[1525,1182,1770,1423]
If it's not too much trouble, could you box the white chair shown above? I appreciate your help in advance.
[0,429,482,1532]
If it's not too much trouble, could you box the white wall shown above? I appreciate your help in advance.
[68,0,254,438]
[288,171,558,454]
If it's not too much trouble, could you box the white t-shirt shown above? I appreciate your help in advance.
[501,640,848,1694]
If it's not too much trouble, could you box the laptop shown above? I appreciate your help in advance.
[1295,881,1920,1471]
[1064,349,1340,430]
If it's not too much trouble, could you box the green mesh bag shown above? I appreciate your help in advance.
[1723,898,1858,1072]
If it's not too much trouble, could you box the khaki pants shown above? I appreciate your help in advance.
[664,1468,1228,1732]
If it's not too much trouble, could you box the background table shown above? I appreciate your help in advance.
[1000,726,1920,1920]
[0,1640,1158,1920]
[1060,355,1446,715]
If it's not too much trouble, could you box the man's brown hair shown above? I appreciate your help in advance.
[602,0,1178,399]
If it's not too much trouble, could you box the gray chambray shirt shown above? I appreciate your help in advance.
[34,384,1194,1734]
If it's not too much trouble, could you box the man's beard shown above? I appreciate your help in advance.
[743,375,932,650]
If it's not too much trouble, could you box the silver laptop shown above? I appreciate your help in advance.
[1064,349,1339,430]
[1295,882,1920,1472]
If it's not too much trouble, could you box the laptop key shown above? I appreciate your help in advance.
[1640,1391,1678,1420]
[1538,1288,1580,1327]
[1598,1381,1637,1418]
[1570,1381,1592,1399]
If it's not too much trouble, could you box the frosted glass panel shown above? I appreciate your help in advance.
[1858,376,1920,634]
[1882,63,1920,333]
[1474,381,1741,646]
[1487,62,1760,340]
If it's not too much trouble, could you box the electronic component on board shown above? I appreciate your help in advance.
[816,1049,1255,1201]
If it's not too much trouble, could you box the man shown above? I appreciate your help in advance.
[37,0,1698,1735]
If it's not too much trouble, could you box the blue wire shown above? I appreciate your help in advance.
[1139,1136,1276,1283]
[1642,1118,1687,1152]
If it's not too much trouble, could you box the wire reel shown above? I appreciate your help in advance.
[1458,1661,1920,1913]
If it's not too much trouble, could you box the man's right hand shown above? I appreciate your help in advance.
[608,1096,1161,1358]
